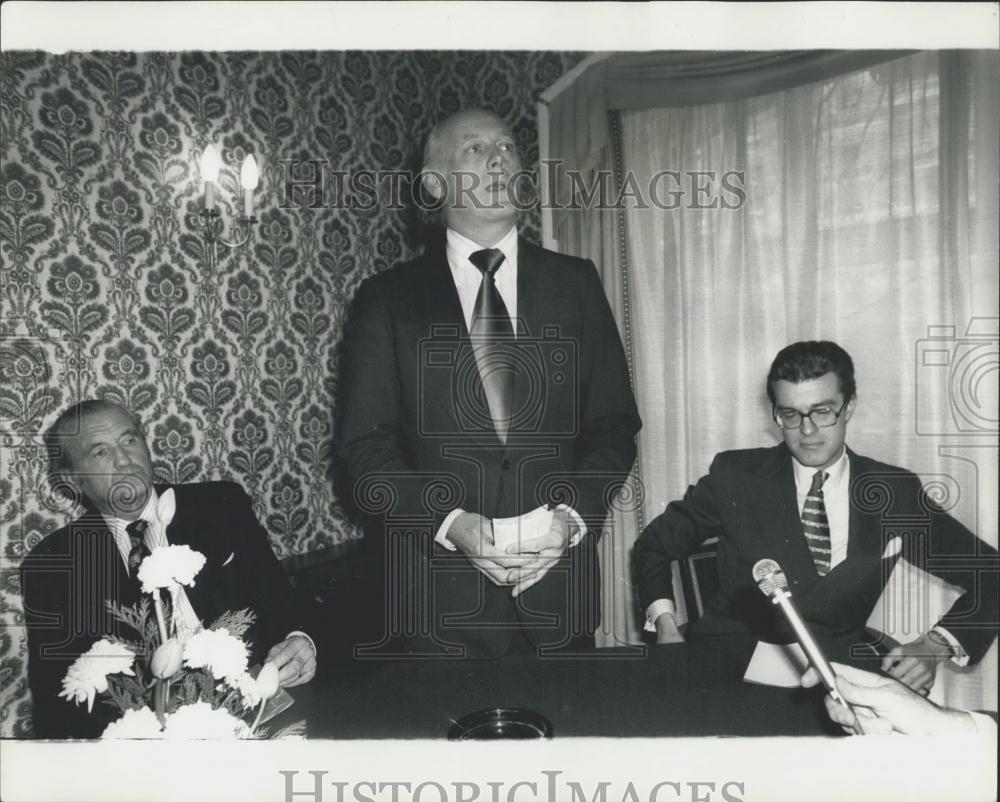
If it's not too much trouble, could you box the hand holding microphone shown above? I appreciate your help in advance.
[802,662,982,736]
[751,558,855,718]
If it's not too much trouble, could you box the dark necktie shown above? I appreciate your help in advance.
[468,248,515,444]
[126,519,150,574]
[802,471,831,575]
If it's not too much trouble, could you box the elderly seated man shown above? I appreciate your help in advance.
[21,399,317,738]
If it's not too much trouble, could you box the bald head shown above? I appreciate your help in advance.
[420,108,523,243]
[45,399,154,516]
[422,109,510,174]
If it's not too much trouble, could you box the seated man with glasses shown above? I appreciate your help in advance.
[632,341,998,693]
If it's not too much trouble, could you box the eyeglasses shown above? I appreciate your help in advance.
[772,402,848,430]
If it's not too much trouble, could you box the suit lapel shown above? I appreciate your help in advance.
[749,445,821,591]
[112,526,139,608]
[515,238,543,339]
[417,236,469,338]
[422,242,484,436]
[845,449,884,562]
[71,511,140,613]
[506,239,546,445]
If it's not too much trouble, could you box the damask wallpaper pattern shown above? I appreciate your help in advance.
[0,50,584,736]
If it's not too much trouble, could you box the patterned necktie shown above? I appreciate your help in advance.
[802,471,831,575]
[125,519,150,574]
[469,248,514,443]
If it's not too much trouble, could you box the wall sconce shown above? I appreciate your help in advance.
[196,144,259,252]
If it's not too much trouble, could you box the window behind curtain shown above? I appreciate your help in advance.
[613,50,997,711]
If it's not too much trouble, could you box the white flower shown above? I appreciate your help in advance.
[151,638,184,678]
[137,545,206,594]
[255,661,280,701]
[102,707,164,739]
[60,640,135,712]
[163,702,250,739]
[182,627,249,683]
[230,672,262,708]
[156,488,176,527]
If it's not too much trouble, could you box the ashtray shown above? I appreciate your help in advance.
[447,708,553,740]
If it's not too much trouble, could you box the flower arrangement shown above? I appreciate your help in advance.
[59,490,302,739]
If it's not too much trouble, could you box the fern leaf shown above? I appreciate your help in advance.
[208,608,256,638]
[105,598,149,637]
[265,720,307,740]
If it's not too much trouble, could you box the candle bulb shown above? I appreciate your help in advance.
[199,144,221,211]
[240,155,259,218]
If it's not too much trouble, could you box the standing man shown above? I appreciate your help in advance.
[22,399,317,738]
[633,341,998,691]
[338,109,641,657]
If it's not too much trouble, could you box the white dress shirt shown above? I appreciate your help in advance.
[434,225,585,550]
[792,446,850,570]
[104,491,163,574]
[445,225,519,335]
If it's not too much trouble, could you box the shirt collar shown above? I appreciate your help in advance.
[446,225,518,274]
[104,487,159,532]
[792,446,848,490]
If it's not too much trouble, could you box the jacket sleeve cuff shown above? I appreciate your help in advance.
[644,599,677,632]
[434,508,465,551]
[558,504,587,546]
[931,625,970,667]
[285,630,317,658]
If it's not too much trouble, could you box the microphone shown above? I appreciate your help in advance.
[752,558,852,713]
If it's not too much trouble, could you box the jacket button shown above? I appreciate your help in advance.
[500,459,511,471]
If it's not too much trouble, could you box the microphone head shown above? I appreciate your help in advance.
[752,558,788,597]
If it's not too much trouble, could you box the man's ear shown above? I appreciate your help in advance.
[843,395,857,422]
[51,471,81,505]
[420,168,445,201]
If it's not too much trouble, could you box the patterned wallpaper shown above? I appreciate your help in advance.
[0,49,584,736]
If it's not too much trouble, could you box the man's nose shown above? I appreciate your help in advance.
[112,445,133,467]
[800,415,819,435]
[487,146,506,170]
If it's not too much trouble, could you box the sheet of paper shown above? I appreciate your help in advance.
[742,640,811,687]
[491,506,553,552]
[866,556,965,645]
[258,687,294,725]
[248,663,295,725]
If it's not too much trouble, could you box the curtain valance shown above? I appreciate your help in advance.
[541,50,912,240]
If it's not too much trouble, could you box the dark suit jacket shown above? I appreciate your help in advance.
[633,445,999,664]
[20,481,303,739]
[338,233,641,657]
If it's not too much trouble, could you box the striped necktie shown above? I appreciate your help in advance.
[802,471,831,575]
[125,519,150,574]
[469,248,514,444]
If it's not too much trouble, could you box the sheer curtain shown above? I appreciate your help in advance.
[542,50,998,711]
